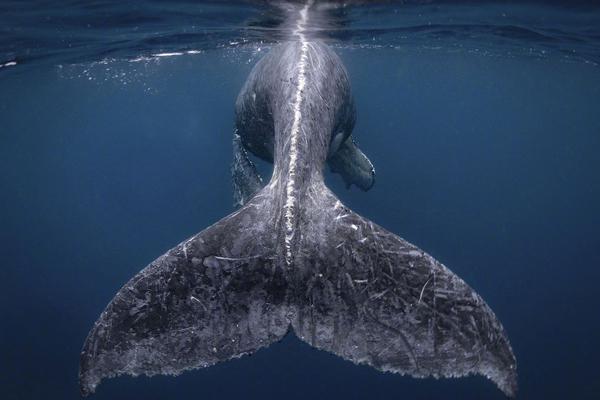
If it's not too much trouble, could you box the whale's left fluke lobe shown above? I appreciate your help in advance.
[79,188,288,396]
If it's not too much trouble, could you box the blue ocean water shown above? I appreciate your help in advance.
[1,1,600,399]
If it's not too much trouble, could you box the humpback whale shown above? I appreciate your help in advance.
[79,1,517,397]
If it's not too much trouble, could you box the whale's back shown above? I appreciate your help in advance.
[234,41,355,164]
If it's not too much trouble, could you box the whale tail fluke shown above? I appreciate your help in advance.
[80,184,516,397]
[79,189,289,396]
[290,186,517,397]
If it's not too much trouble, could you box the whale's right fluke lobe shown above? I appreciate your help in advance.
[291,185,517,397]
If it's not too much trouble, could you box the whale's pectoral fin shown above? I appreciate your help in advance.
[328,136,375,191]
[232,132,263,207]
[292,189,517,397]
[79,191,289,396]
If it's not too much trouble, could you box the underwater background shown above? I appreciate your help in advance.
[1,1,600,399]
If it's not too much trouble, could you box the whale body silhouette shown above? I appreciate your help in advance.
[79,3,517,397]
